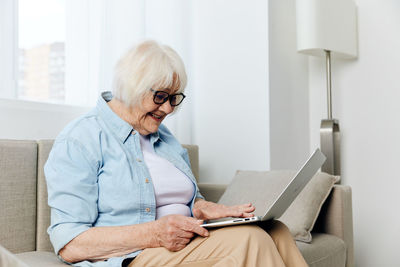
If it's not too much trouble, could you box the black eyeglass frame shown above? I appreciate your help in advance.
[150,88,186,106]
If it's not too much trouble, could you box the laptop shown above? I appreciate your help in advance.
[201,148,326,228]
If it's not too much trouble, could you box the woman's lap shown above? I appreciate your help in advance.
[129,223,286,267]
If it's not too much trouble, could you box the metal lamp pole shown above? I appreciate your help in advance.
[320,50,341,176]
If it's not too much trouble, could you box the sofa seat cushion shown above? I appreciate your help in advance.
[16,251,66,267]
[15,235,345,267]
[297,233,346,267]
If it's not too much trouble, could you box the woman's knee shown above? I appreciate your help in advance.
[262,220,293,242]
[260,220,289,232]
[272,220,290,232]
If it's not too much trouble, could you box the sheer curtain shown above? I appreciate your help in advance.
[65,0,193,143]
[0,0,17,99]
[145,0,194,144]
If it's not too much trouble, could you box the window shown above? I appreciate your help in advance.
[1,0,147,107]
[0,0,181,107]
[18,0,66,104]
[0,0,194,143]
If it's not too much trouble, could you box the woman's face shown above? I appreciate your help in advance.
[131,88,175,135]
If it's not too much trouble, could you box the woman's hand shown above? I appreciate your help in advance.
[192,199,255,221]
[152,214,209,252]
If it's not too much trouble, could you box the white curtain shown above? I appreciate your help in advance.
[145,0,194,144]
[65,0,193,143]
[65,0,145,106]
[0,0,17,99]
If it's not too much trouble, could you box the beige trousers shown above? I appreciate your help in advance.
[129,220,308,267]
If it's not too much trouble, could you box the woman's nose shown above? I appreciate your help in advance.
[159,100,174,114]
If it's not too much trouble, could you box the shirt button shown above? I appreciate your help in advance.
[137,158,142,162]
[145,208,150,212]
[145,178,149,183]
[132,131,136,135]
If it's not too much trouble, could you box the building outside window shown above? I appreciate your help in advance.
[18,0,66,104]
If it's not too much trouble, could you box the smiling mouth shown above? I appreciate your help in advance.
[148,112,164,121]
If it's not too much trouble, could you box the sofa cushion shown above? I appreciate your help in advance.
[279,172,338,242]
[0,140,37,253]
[13,235,346,267]
[1,244,29,267]
[297,233,346,267]
[16,251,66,267]
[217,170,336,242]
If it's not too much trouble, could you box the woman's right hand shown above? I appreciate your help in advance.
[152,215,209,251]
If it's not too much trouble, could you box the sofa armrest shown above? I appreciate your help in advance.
[198,183,227,203]
[314,185,354,267]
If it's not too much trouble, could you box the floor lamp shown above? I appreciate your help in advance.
[296,0,358,176]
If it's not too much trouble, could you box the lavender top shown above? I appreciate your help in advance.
[140,134,194,219]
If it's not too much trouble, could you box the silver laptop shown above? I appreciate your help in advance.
[201,149,326,228]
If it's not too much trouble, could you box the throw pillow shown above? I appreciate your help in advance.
[217,170,338,243]
[279,172,338,242]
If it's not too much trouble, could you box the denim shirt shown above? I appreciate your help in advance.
[44,91,204,267]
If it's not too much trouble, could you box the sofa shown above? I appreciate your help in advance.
[0,139,354,267]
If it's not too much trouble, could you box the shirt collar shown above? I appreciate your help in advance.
[150,131,160,145]
[96,91,133,143]
[96,91,161,144]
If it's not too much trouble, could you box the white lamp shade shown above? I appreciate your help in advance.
[296,0,358,59]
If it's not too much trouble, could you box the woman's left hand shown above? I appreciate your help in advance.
[192,199,255,221]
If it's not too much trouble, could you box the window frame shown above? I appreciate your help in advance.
[0,0,97,107]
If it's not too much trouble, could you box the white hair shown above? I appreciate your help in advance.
[112,40,187,108]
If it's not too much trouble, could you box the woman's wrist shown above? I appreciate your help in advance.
[194,198,212,209]
[141,220,161,249]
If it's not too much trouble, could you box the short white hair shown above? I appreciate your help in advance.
[112,40,187,108]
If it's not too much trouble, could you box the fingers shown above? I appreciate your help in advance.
[176,230,195,239]
[227,203,256,218]
[193,202,257,221]
[239,203,256,212]
[155,215,210,252]
[164,215,209,237]
[240,203,255,218]
[181,218,209,237]
[192,208,205,220]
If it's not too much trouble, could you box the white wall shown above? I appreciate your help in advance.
[308,1,400,266]
[0,99,89,140]
[268,0,310,170]
[269,0,400,265]
[192,1,270,183]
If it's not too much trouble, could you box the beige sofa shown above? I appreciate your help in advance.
[0,139,354,267]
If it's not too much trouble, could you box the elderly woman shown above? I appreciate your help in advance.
[45,40,307,267]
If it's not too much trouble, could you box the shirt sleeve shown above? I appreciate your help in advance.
[44,138,100,255]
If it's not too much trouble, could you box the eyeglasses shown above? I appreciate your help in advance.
[150,89,186,106]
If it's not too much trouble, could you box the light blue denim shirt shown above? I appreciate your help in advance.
[45,91,204,267]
